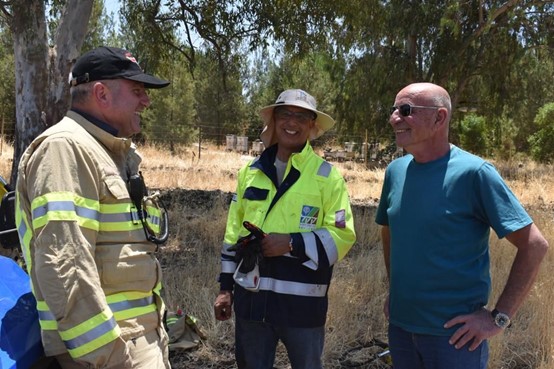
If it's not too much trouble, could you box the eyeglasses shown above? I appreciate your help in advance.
[274,108,317,124]
[390,104,442,117]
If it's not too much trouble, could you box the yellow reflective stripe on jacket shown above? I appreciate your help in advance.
[31,192,100,231]
[29,192,144,233]
[36,290,158,331]
[145,205,161,233]
[99,203,143,232]
[36,300,58,330]
[58,308,120,358]
[106,291,156,321]
[15,191,34,271]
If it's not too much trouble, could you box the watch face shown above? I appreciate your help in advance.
[495,312,511,328]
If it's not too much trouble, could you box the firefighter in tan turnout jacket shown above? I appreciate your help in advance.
[15,47,171,368]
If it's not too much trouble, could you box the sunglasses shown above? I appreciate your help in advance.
[274,108,317,124]
[390,104,441,117]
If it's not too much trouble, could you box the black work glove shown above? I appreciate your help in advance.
[229,234,263,273]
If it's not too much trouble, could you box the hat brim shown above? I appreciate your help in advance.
[125,73,170,89]
[259,103,335,147]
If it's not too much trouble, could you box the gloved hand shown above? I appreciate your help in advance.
[228,222,266,274]
[237,237,263,273]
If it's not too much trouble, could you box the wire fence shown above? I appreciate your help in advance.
[0,122,402,167]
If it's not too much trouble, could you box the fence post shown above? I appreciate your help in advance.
[198,125,202,160]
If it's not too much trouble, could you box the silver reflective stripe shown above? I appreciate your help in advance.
[109,295,154,313]
[314,228,339,265]
[221,259,237,273]
[63,316,118,350]
[38,309,56,321]
[317,162,332,178]
[33,201,99,221]
[258,277,328,297]
[17,219,27,239]
[221,242,236,256]
[99,212,135,222]
[301,232,319,270]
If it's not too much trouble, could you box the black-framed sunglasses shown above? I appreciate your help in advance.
[390,104,442,117]
[274,107,317,124]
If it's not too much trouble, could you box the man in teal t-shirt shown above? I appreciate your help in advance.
[375,82,549,369]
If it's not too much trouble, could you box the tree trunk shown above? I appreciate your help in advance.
[8,0,93,186]
[10,0,48,186]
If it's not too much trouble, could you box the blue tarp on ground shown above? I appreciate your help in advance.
[0,256,43,369]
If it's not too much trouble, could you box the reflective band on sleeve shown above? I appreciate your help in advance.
[64,316,118,350]
[317,161,332,178]
[313,228,339,265]
[30,192,146,233]
[31,193,100,231]
[301,232,319,270]
[59,309,120,358]
[221,259,237,273]
[258,277,328,297]
[32,201,99,222]
[36,300,57,331]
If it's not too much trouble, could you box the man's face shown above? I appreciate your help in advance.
[273,105,316,150]
[389,89,440,154]
[104,79,151,138]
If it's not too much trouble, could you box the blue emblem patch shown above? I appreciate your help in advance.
[300,205,319,230]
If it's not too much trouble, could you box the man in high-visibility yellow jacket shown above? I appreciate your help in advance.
[16,46,171,368]
[214,89,356,369]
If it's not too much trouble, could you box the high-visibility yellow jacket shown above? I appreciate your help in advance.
[15,111,165,367]
[219,142,356,327]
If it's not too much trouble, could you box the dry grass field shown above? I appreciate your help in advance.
[1,141,553,368]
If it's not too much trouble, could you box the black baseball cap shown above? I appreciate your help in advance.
[69,46,169,89]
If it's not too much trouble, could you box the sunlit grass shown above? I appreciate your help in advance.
[2,140,552,368]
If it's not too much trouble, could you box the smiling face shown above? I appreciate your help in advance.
[389,83,451,162]
[102,79,152,138]
[273,105,316,160]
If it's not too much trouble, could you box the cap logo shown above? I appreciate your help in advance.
[124,52,140,67]
[296,90,308,102]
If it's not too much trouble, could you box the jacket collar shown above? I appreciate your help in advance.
[66,110,132,154]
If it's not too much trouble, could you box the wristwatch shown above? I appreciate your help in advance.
[491,309,511,329]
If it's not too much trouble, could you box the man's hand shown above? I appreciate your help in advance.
[214,290,233,321]
[444,308,503,351]
[261,233,292,257]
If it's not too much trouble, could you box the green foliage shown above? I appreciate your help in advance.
[3,0,554,160]
[141,52,197,145]
[0,24,15,136]
[458,114,489,156]
[528,103,554,163]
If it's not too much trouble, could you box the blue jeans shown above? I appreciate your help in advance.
[388,323,489,369]
[234,318,325,369]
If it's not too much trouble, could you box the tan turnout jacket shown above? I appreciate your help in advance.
[16,111,165,367]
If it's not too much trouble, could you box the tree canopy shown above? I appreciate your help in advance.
[1,0,553,184]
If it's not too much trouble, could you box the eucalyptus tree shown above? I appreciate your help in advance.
[0,0,94,184]
[0,23,15,139]
[329,1,554,154]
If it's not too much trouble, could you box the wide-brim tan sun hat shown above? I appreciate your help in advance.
[259,89,335,147]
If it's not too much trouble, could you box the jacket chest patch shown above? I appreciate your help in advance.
[299,206,319,230]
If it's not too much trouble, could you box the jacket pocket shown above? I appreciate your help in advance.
[104,175,130,201]
[101,252,158,287]
[243,187,269,201]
